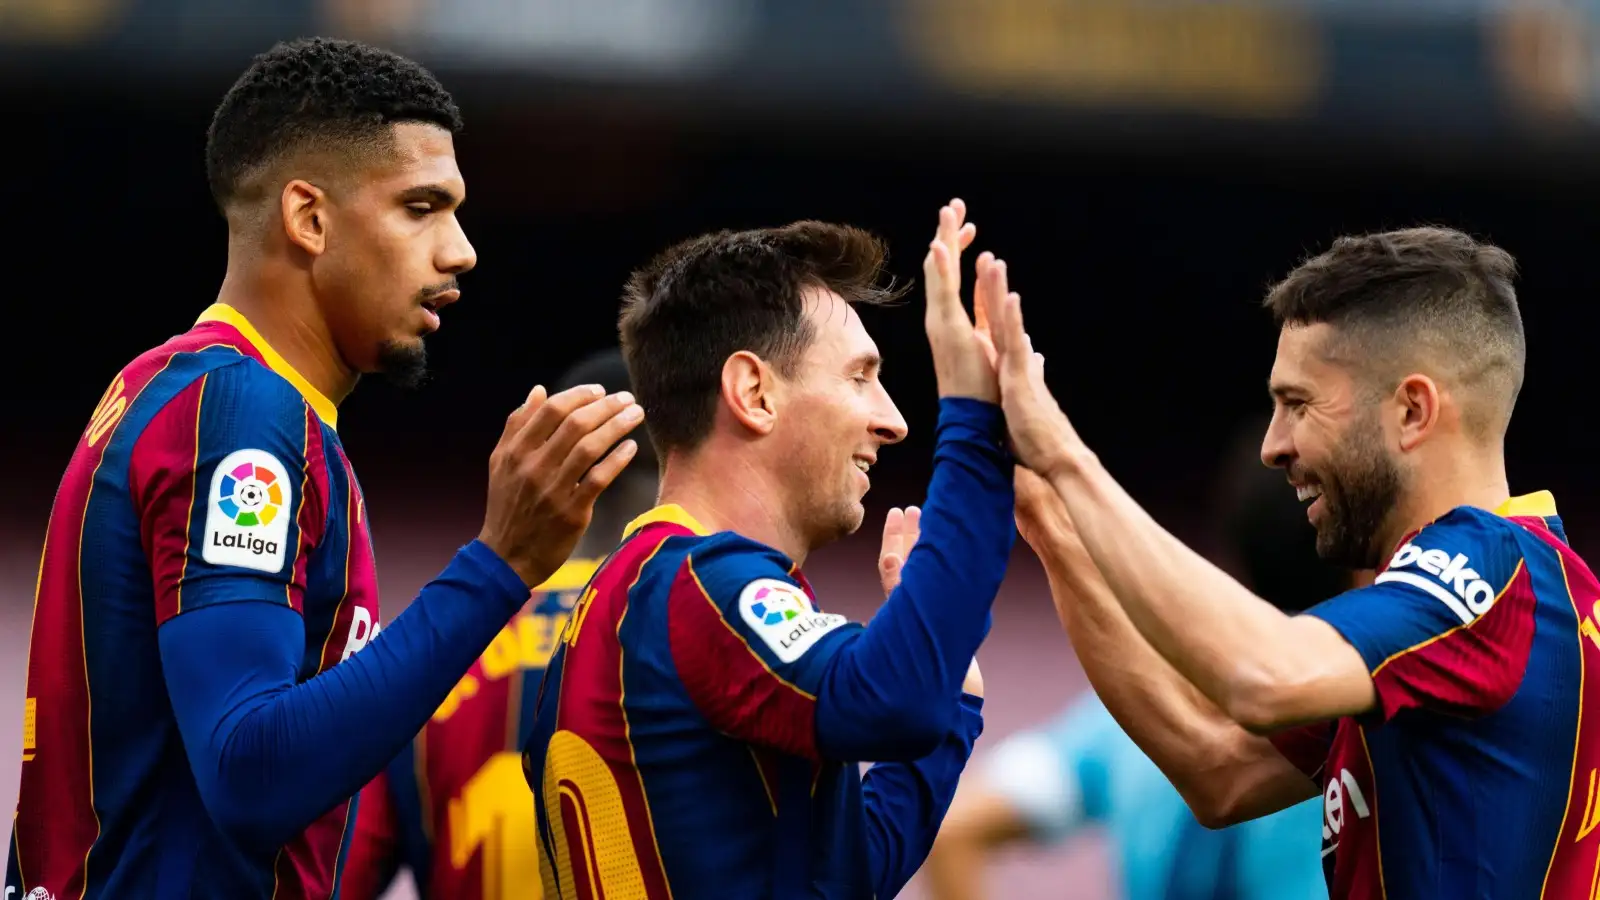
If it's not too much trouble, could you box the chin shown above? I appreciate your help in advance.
[376,338,429,389]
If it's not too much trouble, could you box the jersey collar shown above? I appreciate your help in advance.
[623,504,711,539]
[195,303,339,429]
[1494,491,1557,518]
[533,558,603,592]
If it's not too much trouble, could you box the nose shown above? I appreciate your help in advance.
[873,386,909,446]
[439,215,477,276]
[1260,407,1293,469]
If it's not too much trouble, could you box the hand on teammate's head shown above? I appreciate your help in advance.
[477,383,645,586]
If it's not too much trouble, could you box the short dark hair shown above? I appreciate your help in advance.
[205,37,463,211]
[1264,226,1525,437]
[618,221,906,455]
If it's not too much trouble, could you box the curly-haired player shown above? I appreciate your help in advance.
[6,38,641,900]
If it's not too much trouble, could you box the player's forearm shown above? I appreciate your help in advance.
[161,541,527,847]
[1044,451,1322,733]
[862,694,985,899]
[818,399,1013,760]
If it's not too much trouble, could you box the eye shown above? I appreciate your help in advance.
[406,203,433,218]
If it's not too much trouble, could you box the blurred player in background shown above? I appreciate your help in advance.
[923,419,1332,900]
[525,203,1014,899]
[992,227,1600,897]
[6,38,640,900]
[341,348,660,900]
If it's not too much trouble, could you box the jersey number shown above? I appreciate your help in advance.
[538,730,650,900]
[86,375,127,447]
[449,752,542,900]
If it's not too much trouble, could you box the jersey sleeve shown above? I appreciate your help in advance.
[129,359,329,624]
[1268,722,1335,781]
[1302,508,1538,722]
[665,534,863,761]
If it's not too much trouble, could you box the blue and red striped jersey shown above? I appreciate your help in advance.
[524,502,986,900]
[6,303,381,899]
[340,560,599,900]
[1271,491,1600,898]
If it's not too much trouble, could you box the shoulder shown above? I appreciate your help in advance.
[1378,505,1527,597]
[676,531,800,604]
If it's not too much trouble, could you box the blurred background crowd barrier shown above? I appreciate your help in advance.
[6,1,1600,896]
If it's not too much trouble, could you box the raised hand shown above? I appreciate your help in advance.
[478,383,645,586]
[990,288,1079,479]
[876,504,984,696]
[878,505,922,596]
[923,199,1000,403]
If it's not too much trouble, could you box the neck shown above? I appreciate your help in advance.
[575,473,661,559]
[215,240,358,407]
[1380,441,1511,558]
[657,442,812,565]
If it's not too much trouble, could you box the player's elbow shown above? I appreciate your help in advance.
[1185,795,1247,830]
[1220,661,1305,735]
[873,699,951,758]
[831,695,950,760]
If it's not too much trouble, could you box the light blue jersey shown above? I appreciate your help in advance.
[983,693,1326,900]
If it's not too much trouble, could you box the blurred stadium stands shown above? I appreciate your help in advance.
[6,1,1600,897]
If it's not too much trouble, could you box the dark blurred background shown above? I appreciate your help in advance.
[5,1,1600,896]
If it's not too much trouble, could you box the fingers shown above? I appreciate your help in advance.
[903,505,922,548]
[551,395,646,487]
[925,200,976,328]
[572,439,641,506]
[880,507,906,561]
[499,384,548,443]
[513,383,608,450]
[972,252,995,336]
[994,292,1033,385]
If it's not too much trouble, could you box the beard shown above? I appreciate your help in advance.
[1311,414,1403,570]
[377,337,429,390]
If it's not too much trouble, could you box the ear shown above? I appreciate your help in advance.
[1393,373,1441,453]
[720,350,778,436]
[281,179,329,256]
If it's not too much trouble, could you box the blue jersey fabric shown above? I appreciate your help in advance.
[525,398,1015,900]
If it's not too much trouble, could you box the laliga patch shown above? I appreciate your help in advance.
[738,578,848,664]
[202,448,293,574]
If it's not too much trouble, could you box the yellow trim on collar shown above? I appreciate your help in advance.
[196,303,339,429]
[1494,491,1557,518]
[533,558,602,592]
[623,504,710,539]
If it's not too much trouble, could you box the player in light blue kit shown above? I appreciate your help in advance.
[924,423,1336,900]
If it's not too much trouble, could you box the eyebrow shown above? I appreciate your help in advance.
[848,351,883,374]
[1268,381,1308,401]
[399,184,461,208]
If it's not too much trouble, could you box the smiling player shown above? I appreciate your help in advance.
[995,227,1600,898]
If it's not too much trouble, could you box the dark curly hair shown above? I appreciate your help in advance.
[205,37,463,211]
[618,221,906,455]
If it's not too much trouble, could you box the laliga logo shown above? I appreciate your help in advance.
[5,887,54,900]
[1382,542,1495,625]
[213,460,284,557]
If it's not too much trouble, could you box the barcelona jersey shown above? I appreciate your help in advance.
[524,502,986,900]
[341,561,599,900]
[6,304,381,899]
[1270,492,1600,898]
